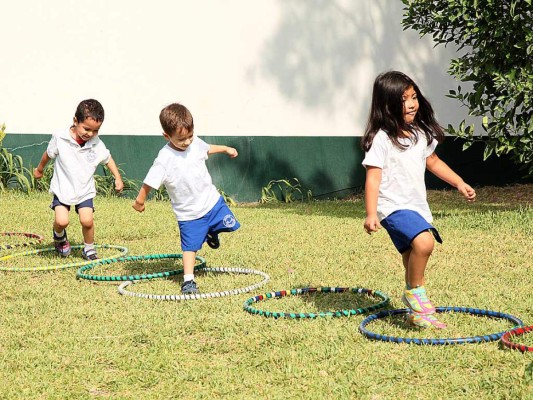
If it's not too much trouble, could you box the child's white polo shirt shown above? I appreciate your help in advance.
[47,127,111,205]
[143,138,221,221]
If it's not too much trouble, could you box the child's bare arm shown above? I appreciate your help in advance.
[105,156,124,192]
[132,184,152,212]
[208,144,238,158]
[33,152,51,179]
[364,166,382,234]
[426,153,476,201]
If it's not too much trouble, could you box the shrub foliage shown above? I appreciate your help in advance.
[402,0,533,176]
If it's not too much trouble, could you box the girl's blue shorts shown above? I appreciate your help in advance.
[380,209,442,254]
[178,196,240,251]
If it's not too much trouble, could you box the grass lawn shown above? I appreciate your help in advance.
[0,185,532,399]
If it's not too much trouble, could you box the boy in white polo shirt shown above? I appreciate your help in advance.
[132,103,240,294]
[34,99,123,260]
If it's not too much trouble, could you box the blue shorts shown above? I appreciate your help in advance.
[380,209,442,254]
[178,196,240,252]
[50,195,94,214]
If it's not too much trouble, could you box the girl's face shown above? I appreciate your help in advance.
[402,86,418,124]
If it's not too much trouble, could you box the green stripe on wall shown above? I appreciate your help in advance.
[3,134,530,202]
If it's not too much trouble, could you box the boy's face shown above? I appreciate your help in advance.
[72,117,102,142]
[164,128,194,151]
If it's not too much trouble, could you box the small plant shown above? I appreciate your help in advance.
[149,185,170,201]
[0,125,33,192]
[31,163,54,192]
[94,165,139,197]
[260,178,312,203]
[218,189,236,207]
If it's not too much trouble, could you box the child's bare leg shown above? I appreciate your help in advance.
[53,205,71,257]
[78,207,95,244]
[401,231,445,327]
[405,231,434,288]
[181,250,199,293]
[182,251,197,276]
[53,205,70,233]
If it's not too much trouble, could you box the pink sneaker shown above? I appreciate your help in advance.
[402,286,436,315]
[407,312,447,329]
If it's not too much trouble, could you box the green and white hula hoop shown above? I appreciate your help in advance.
[76,253,206,281]
[118,266,270,301]
[244,287,390,319]
[0,244,129,271]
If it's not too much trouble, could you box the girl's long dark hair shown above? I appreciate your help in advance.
[361,71,445,152]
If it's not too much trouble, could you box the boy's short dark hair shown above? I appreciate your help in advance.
[75,99,105,123]
[159,103,194,136]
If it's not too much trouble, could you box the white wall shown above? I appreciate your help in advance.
[1,0,470,137]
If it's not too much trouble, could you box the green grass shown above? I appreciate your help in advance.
[0,185,532,399]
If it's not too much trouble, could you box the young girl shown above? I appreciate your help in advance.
[362,71,476,329]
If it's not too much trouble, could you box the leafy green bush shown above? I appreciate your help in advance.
[31,164,54,192]
[94,165,139,197]
[402,0,533,177]
[260,178,312,203]
[0,125,33,192]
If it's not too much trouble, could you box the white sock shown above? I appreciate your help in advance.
[84,243,95,251]
[54,230,65,238]
[183,274,194,282]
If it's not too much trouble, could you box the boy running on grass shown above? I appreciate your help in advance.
[132,103,240,294]
[34,99,124,260]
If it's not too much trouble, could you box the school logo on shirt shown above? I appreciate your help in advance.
[86,150,97,163]
[223,214,236,228]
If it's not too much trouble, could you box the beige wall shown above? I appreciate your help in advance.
[1,0,470,137]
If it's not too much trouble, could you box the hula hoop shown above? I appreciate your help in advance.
[0,232,44,251]
[243,287,390,319]
[76,253,206,281]
[118,267,270,301]
[501,325,533,353]
[0,244,129,271]
[359,307,523,345]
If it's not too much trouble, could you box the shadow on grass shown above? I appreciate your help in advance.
[248,200,367,220]
[258,289,393,316]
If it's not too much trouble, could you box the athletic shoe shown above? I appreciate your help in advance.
[181,280,199,294]
[402,286,436,315]
[206,233,220,249]
[82,247,98,261]
[406,312,447,329]
[53,230,71,257]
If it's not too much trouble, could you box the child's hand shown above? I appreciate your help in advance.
[115,178,124,193]
[132,200,145,213]
[226,147,238,158]
[33,168,43,179]
[364,215,381,235]
[457,182,476,202]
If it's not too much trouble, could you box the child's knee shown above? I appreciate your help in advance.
[55,216,69,229]
[79,215,94,229]
[412,232,434,255]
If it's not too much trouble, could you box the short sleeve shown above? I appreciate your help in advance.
[46,135,58,159]
[98,141,111,165]
[425,138,438,158]
[362,131,388,169]
[143,156,166,190]
[195,137,210,160]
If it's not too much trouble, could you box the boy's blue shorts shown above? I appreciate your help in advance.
[178,196,240,252]
[50,195,94,214]
[380,209,442,254]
